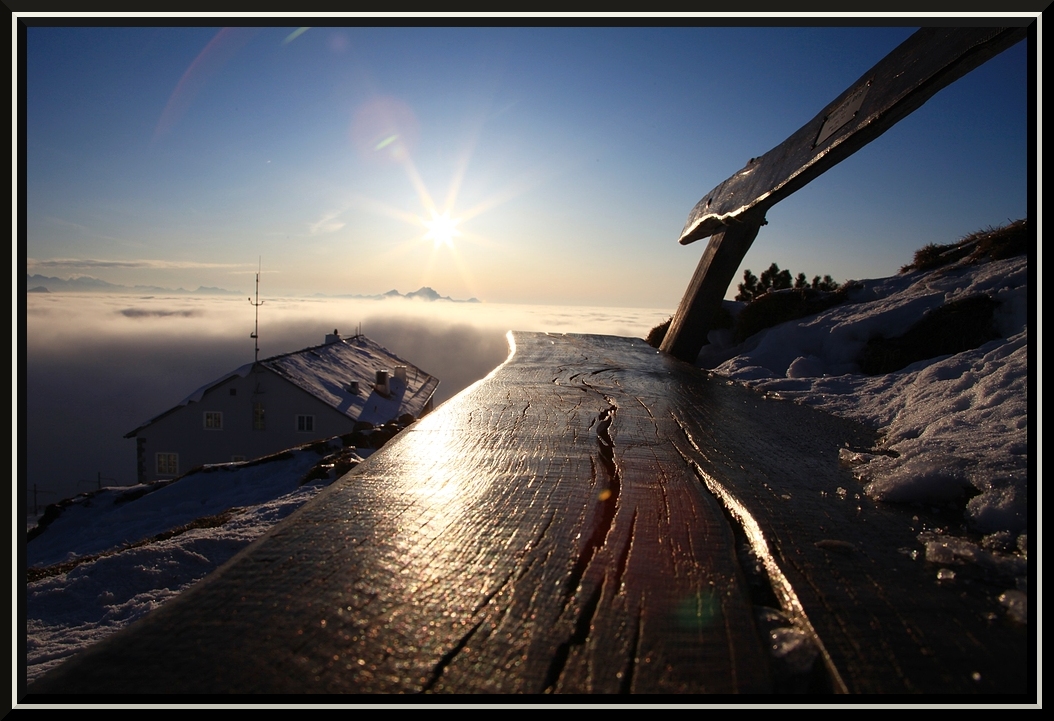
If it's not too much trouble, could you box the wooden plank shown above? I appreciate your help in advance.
[679,26,1028,245]
[660,216,763,361]
[25,333,1030,696]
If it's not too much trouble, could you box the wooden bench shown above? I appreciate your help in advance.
[26,26,1031,697]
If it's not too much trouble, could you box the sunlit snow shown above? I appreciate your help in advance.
[697,254,1029,535]
[26,443,367,683]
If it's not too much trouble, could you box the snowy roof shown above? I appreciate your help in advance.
[125,334,438,435]
[260,334,439,425]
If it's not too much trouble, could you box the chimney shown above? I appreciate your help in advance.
[374,369,390,396]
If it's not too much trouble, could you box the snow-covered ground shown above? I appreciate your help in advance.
[25,442,368,684]
[698,253,1030,538]
[23,253,1032,687]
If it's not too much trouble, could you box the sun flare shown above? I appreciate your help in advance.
[423,210,462,249]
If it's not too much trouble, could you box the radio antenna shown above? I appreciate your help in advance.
[248,258,264,362]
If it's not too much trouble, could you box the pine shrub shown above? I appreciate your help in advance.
[900,219,1029,273]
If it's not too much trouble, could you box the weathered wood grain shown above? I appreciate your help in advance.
[26,333,1030,696]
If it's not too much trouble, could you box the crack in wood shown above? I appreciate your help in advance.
[470,568,517,618]
[423,513,558,693]
[612,509,637,595]
[563,403,620,599]
[543,580,605,693]
[539,399,625,693]
[671,412,849,694]
[620,601,643,694]
[420,617,485,692]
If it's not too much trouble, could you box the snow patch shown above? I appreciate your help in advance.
[699,256,1028,535]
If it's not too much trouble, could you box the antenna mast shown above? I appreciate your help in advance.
[249,258,264,362]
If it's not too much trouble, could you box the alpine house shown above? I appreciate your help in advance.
[124,330,439,483]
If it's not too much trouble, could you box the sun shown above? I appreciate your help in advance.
[423,210,462,249]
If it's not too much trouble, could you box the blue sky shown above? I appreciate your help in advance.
[23,22,1032,308]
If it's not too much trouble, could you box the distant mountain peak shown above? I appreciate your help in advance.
[341,286,478,303]
[406,287,442,301]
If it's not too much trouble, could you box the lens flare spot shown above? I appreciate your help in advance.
[282,27,310,45]
[375,134,398,151]
[350,97,419,164]
[675,591,720,631]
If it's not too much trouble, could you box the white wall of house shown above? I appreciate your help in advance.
[132,365,359,483]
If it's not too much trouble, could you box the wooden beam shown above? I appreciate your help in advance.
[678,26,1028,246]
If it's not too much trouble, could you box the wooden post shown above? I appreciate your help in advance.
[660,215,763,362]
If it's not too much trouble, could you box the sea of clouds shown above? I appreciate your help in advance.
[23,293,671,506]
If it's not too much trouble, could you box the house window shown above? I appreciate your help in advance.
[204,411,223,430]
[296,415,315,433]
[156,453,179,476]
[230,388,237,396]
[253,402,265,430]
